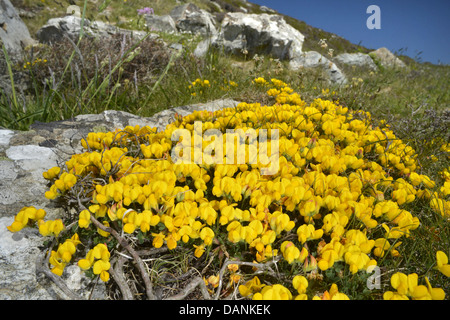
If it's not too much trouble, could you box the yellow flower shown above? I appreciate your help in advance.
[7,206,46,233]
[424,277,445,300]
[384,272,445,300]
[297,223,323,244]
[227,264,239,273]
[193,244,205,258]
[280,241,307,264]
[292,275,308,294]
[38,219,64,237]
[253,284,292,300]
[430,197,449,217]
[78,243,110,282]
[239,276,265,297]
[373,238,401,257]
[49,251,65,276]
[317,238,344,271]
[43,167,61,180]
[152,232,165,248]
[206,275,220,288]
[253,77,269,86]
[436,251,450,277]
[313,284,349,300]
[49,234,80,276]
[200,227,214,246]
[78,209,90,228]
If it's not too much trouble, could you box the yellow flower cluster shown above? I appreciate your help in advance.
[6,76,448,298]
[383,272,445,300]
[253,77,269,86]
[78,243,111,282]
[44,171,78,200]
[22,57,47,69]
[240,275,349,300]
[189,78,210,96]
[49,234,81,276]
[220,79,238,91]
[7,206,46,232]
[38,218,64,237]
[6,206,63,237]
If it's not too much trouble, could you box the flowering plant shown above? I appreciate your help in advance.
[137,7,154,15]
[7,77,448,300]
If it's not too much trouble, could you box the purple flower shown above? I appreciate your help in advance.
[137,7,154,15]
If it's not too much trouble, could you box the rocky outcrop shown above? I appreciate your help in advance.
[169,3,217,36]
[0,0,36,60]
[0,98,239,300]
[192,11,345,85]
[36,15,150,44]
[211,13,304,60]
[334,52,377,71]
[290,51,347,85]
[369,47,406,69]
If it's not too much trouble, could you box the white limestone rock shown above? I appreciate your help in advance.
[290,51,347,85]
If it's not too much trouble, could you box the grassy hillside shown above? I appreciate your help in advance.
[3,0,449,301]
[13,0,373,55]
[5,0,450,176]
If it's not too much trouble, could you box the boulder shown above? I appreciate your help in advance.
[212,13,304,60]
[144,14,177,33]
[290,51,347,85]
[169,3,217,36]
[369,47,406,69]
[193,37,212,57]
[66,5,81,18]
[169,3,200,22]
[36,16,150,44]
[0,0,36,61]
[334,52,377,71]
[0,99,239,299]
[259,6,276,13]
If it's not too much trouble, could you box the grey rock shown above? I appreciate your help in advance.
[0,216,51,299]
[212,13,304,60]
[289,51,347,85]
[170,3,217,36]
[36,16,150,44]
[169,3,201,23]
[6,145,58,181]
[0,129,14,145]
[6,144,57,161]
[260,6,276,13]
[144,14,177,33]
[0,0,36,61]
[369,47,406,69]
[334,52,377,71]
[66,5,81,18]
[193,37,212,58]
[0,216,106,299]
[169,42,183,51]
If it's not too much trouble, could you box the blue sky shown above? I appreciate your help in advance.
[249,0,450,64]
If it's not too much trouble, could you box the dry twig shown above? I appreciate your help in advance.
[164,276,211,300]
[109,256,134,300]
